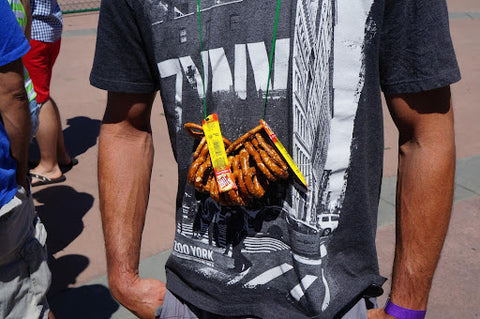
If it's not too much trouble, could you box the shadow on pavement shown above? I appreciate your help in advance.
[29,116,101,160]
[33,185,93,254]
[49,284,119,319]
[33,186,97,304]
[63,116,102,158]
[48,254,89,297]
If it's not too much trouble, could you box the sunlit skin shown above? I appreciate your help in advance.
[368,87,455,318]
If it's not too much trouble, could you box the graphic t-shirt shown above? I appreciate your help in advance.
[0,0,30,209]
[90,0,460,317]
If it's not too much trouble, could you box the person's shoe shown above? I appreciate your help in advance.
[28,158,78,173]
[29,173,66,187]
[59,158,78,173]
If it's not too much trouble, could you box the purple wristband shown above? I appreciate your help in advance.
[384,299,426,319]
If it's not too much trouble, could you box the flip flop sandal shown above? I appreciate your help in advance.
[28,158,79,173]
[60,158,79,173]
[29,173,66,187]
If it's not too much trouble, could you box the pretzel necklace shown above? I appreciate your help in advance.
[185,122,290,206]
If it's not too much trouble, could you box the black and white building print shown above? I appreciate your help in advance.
[287,0,336,236]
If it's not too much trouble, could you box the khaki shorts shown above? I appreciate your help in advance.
[156,289,373,319]
[0,187,51,319]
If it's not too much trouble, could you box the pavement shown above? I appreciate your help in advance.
[28,1,480,318]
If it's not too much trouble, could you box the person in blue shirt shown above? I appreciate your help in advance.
[0,2,54,318]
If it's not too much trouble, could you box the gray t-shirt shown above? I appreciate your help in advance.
[90,0,460,318]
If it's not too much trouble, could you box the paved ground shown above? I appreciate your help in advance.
[27,2,480,318]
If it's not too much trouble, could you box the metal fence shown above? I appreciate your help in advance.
[59,0,100,14]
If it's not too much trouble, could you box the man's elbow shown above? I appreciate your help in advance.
[0,59,28,111]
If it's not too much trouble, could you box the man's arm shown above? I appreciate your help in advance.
[0,59,31,190]
[98,91,166,319]
[20,0,32,40]
[369,86,455,318]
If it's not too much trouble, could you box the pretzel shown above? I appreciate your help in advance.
[193,137,207,160]
[226,189,246,206]
[185,122,232,146]
[229,155,250,205]
[259,148,288,179]
[195,157,212,191]
[254,133,288,171]
[188,142,209,185]
[187,130,231,188]
[184,122,204,140]
[239,149,265,198]
[208,173,220,202]
[232,154,249,198]
[225,124,264,154]
[203,173,212,193]
[184,122,290,205]
[219,192,233,206]
[244,141,277,181]
[249,167,266,198]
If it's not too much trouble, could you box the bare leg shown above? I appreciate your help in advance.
[30,97,70,181]
[51,98,70,165]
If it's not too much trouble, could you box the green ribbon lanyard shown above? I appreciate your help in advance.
[196,0,208,121]
[196,0,282,121]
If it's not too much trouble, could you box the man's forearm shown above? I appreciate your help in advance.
[20,0,31,40]
[98,121,154,296]
[0,59,31,189]
[98,92,166,319]
[388,92,455,310]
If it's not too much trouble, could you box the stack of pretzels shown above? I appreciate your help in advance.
[185,123,289,206]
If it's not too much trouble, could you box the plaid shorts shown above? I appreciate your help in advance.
[0,187,52,319]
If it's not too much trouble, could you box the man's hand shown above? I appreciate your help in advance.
[367,309,395,319]
[110,275,166,319]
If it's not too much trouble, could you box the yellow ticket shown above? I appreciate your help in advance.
[260,119,308,188]
[203,114,237,192]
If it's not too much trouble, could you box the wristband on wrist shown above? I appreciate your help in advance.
[384,298,426,319]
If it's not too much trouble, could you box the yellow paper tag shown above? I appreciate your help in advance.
[203,114,237,192]
[260,119,308,188]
